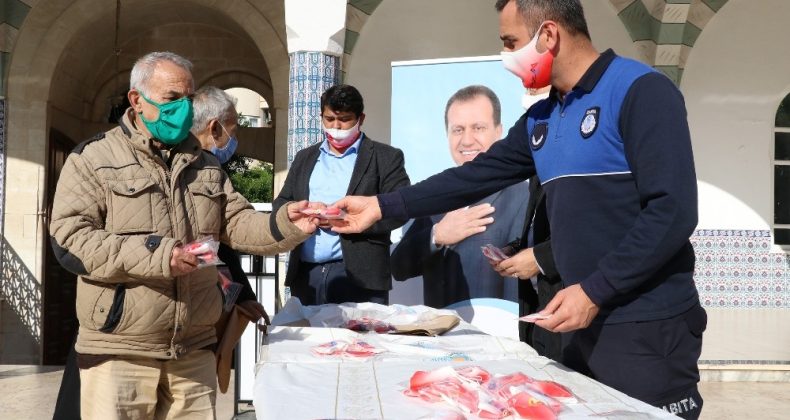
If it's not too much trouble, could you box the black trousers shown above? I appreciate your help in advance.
[562,303,707,420]
[53,336,80,420]
[519,278,563,362]
[291,260,388,306]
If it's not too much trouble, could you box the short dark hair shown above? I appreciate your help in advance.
[495,0,591,40]
[320,84,364,117]
[444,85,502,130]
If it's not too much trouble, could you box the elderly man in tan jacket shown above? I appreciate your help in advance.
[49,51,316,420]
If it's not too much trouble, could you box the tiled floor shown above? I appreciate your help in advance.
[0,364,788,419]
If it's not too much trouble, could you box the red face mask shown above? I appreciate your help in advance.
[500,22,554,89]
[324,120,361,150]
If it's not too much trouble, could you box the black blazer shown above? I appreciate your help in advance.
[273,137,410,291]
[518,176,562,361]
[519,178,556,276]
[391,181,529,308]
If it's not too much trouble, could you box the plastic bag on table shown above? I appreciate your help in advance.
[488,371,578,404]
[405,366,509,419]
[345,317,395,333]
[183,236,221,268]
[507,391,561,420]
[311,340,347,357]
[310,339,385,359]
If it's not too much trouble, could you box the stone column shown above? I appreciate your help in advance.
[284,0,346,166]
[0,98,5,237]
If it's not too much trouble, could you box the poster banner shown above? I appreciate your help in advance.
[389,56,538,308]
[391,56,527,183]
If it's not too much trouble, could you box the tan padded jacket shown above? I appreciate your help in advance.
[49,110,309,359]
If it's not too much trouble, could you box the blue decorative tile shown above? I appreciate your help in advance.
[287,52,340,166]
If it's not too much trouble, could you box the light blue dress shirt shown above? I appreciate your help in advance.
[300,135,363,263]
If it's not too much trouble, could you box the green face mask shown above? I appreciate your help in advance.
[139,92,194,145]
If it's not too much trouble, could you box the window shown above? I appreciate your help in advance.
[774,93,790,244]
[244,116,261,128]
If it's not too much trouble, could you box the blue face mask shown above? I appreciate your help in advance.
[212,123,238,164]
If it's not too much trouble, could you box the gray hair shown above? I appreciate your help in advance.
[191,86,238,134]
[129,51,194,96]
[444,85,502,130]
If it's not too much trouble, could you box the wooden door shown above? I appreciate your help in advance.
[42,129,78,365]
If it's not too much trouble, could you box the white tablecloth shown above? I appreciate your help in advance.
[253,326,677,420]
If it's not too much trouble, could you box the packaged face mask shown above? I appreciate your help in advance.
[481,243,510,262]
[183,236,221,268]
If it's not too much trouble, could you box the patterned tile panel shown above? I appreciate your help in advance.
[692,230,788,308]
[287,52,340,166]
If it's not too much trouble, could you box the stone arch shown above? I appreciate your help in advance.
[200,70,273,106]
[609,0,730,83]
[5,0,287,264]
[2,0,288,362]
[681,0,790,231]
[342,0,384,75]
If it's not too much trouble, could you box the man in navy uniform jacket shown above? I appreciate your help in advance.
[331,1,706,419]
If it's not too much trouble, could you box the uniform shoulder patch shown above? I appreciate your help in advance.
[580,107,600,139]
[72,132,106,155]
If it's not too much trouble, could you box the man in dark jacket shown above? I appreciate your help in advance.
[391,85,527,308]
[273,84,410,305]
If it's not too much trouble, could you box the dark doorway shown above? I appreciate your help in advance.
[42,129,78,365]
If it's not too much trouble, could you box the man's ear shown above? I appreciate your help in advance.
[128,89,142,113]
[358,113,366,127]
[495,124,503,140]
[209,119,222,139]
[543,20,559,52]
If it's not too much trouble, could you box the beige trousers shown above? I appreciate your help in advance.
[80,349,216,420]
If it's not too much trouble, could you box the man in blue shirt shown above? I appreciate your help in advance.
[273,84,410,305]
[331,1,706,418]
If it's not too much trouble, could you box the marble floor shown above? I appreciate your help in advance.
[0,364,788,419]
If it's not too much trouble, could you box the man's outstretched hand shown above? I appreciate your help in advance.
[329,196,382,234]
[286,200,320,234]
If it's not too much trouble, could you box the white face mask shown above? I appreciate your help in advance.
[324,120,361,149]
[500,22,554,89]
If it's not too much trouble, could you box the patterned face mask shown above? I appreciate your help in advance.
[500,22,554,89]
